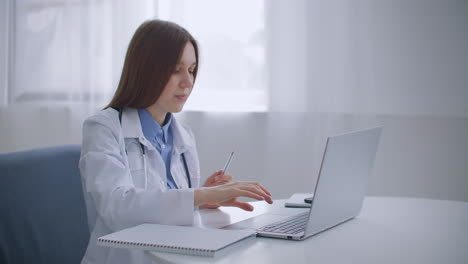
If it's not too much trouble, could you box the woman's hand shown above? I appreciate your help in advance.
[203,170,232,187]
[200,170,233,209]
[194,181,273,211]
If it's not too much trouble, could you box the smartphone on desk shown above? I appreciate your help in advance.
[304,197,313,204]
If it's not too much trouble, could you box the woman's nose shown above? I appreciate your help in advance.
[180,72,193,88]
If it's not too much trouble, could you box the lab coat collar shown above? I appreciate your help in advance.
[171,116,196,154]
[120,108,194,153]
[121,108,144,139]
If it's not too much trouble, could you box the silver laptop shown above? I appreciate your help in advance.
[223,127,382,240]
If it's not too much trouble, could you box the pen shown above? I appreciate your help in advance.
[222,151,235,174]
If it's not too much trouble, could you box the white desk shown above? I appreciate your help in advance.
[147,197,468,264]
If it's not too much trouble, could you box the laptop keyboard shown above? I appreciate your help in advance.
[257,212,309,234]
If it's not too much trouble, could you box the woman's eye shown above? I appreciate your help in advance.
[174,67,194,75]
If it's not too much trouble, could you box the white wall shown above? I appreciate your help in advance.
[305,0,468,116]
[1,0,467,202]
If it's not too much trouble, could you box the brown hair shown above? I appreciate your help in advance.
[106,19,199,109]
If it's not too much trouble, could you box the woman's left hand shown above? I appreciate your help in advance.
[201,170,233,209]
[203,170,232,187]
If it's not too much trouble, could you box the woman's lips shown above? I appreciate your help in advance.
[175,95,187,101]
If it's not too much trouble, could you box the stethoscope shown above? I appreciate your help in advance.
[113,107,192,189]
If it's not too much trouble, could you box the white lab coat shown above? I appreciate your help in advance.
[79,107,201,264]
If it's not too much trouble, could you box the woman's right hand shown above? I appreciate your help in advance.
[194,182,273,211]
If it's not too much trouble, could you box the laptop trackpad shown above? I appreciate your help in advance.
[221,214,291,230]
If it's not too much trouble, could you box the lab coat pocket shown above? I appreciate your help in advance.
[127,151,146,188]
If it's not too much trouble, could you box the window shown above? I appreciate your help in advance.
[6,0,267,111]
[156,0,267,111]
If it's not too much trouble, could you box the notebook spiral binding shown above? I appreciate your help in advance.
[97,238,214,257]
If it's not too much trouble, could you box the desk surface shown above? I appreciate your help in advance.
[147,196,468,264]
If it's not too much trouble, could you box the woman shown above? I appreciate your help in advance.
[79,19,272,264]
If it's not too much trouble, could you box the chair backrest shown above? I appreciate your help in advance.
[0,145,90,264]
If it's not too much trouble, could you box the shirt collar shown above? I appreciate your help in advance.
[138,109,172,143]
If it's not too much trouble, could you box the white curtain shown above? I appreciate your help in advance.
[11,0,155,111]
[9,0,268,112]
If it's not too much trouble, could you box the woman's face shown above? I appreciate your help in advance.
[151,42,197,117]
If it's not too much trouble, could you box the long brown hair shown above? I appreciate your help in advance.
[106,19,199,109]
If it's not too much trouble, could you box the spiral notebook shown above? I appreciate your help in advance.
[97,223,256,257]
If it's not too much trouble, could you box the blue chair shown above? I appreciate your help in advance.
[0,145,90,264]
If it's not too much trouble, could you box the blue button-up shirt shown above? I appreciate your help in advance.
[138,109,178,189]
